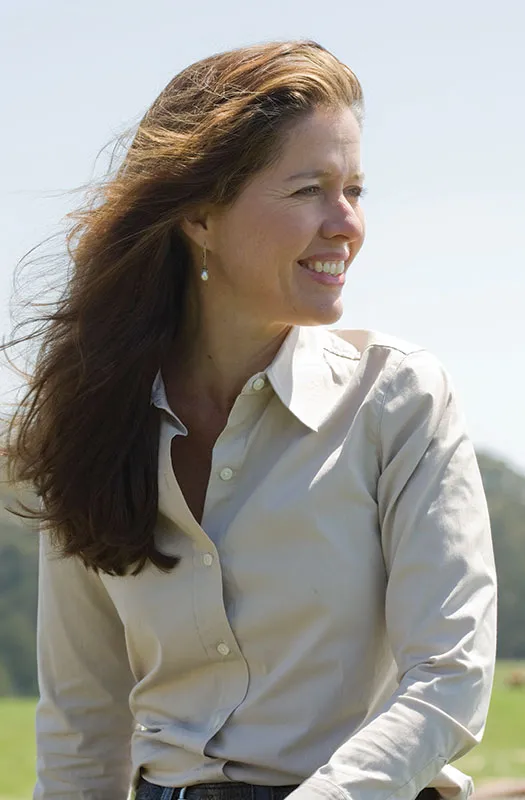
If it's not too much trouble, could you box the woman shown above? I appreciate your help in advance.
[5,40,496,800]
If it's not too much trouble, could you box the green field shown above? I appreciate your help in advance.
[0,696,36,800]
[1,662,524,800]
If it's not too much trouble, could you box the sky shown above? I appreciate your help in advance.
[1,0,524,472]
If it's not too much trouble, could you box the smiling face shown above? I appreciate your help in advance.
[183,105,366,332]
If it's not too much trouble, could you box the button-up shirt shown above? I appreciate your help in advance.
[34,325,497,800]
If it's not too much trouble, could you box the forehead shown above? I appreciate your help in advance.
[272,106,361,175]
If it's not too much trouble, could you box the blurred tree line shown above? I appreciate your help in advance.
[0,450,524,696]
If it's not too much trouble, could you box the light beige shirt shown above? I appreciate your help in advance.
[34,325,497,800]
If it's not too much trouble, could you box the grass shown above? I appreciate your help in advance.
[0,662,524,799]
[0,697,36,800]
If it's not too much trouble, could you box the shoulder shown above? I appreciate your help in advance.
[319,330,464,470]
[321,327,454,412]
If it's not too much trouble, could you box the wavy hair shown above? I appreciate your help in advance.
[3,39,363,575]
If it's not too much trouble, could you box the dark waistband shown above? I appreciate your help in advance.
[135,780,300,800]
[135,779,441,800]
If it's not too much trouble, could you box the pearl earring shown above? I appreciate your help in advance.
[200,243,209,282]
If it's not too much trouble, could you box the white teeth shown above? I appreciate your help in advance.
[302,259,346,275]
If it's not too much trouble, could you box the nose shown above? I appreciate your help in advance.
[321,195,364,244]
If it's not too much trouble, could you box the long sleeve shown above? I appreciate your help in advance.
[34,533,136,799]
[288,349,497,800]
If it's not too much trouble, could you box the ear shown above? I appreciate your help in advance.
[179,206,215,249]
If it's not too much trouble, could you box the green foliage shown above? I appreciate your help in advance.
[477,453,525,659]
[0,505,38,696]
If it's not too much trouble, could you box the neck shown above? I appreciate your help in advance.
[166,286,291,416]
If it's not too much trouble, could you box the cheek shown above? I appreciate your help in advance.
[257,204,316,257]
[230,210,302,265]
[226,202,273,252]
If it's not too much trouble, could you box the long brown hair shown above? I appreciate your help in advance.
[3,40,363,576]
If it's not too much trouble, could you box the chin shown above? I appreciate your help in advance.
[298,301,344,327]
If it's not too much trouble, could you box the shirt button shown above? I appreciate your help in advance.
[219,467,234,481]
[252,377,266,391]
[217,642,230,656]
[202,553,213,567]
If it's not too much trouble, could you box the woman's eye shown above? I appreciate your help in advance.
[346,186,367,199]
[296,185,321,195]
[296,185,367,199]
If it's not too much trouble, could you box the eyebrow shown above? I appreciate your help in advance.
[285,169,365,183]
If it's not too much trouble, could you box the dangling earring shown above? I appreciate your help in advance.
[200,242,209,282]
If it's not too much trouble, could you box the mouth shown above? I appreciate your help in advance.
[297,259,347,285]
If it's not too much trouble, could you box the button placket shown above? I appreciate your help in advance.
[203,375,271,528]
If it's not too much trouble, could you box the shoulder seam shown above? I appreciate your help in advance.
[366,342,427,358]
[322,344,360,361]
[323,340,428,361]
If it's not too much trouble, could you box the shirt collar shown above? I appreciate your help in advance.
[266,326,359,433]
[151,326,359,434]
[150,369,188,435]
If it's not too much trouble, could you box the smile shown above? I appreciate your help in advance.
[297,260,346,286]
[299,260,346,275]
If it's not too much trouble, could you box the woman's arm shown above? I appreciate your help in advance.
[288,349,497,800]
[34,533,136,799]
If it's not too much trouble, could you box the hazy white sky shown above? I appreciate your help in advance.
[1,0,524,471]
